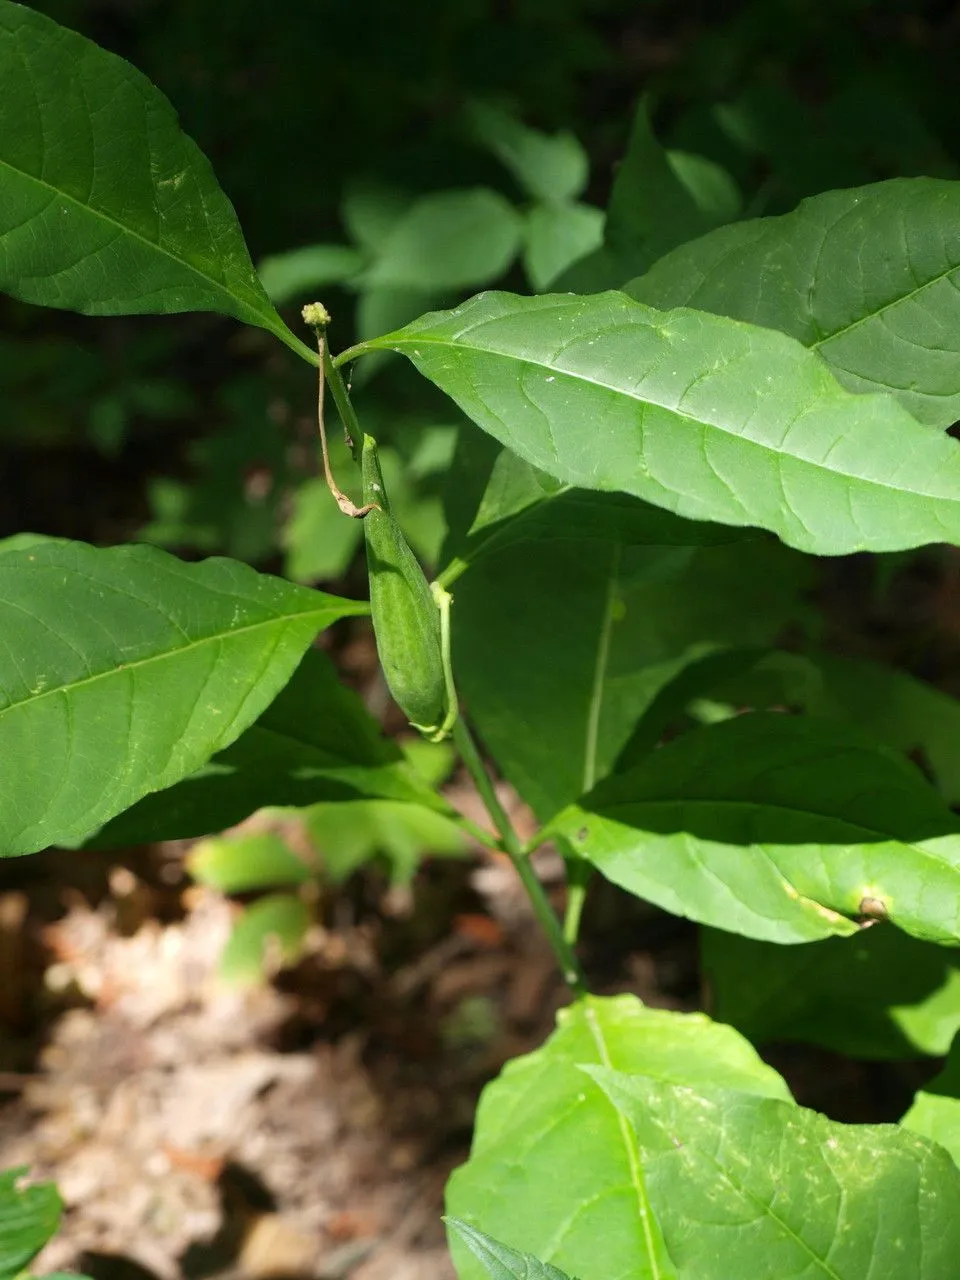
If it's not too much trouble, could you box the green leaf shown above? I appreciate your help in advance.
[628,178,960,429]
[219,892,311,985]
[299,798,466,885]
[666,151,741,225]
[902,1033,960,1166]
[0,533,67,555]
[604,102,733,278]
[257,244,365,306]
[0,541,365,856]
[707,650,960,807]
[445,993,789,1280]
[282,476,364,584]
[467,101,589,204]
[82,648,444,849]
[362,189,522,292]
[522,202,604,291]
[346,290,960,557]
[550,712,960,945]
[0,3,295,349]
[453,538,811,819]
[340,181,415,252]
[618,646,960,801]
[591,1071,960,1280]
[188,830,313,893]
[703,926,960,1058]
[0,1169,60,1279]
[442,443,758,582]
[446,1220,577,1280]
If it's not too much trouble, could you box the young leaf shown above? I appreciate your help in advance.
[361,189,521,292]
[0,1169,60,1280]
[467,101,589,204]
[445,993,788,1280]
[628,178,960,429]
[256,244,364,306]
[703,926,960,1059]
[446,1219,577,1280]
[189,831,314,894]
[219,892,311,985]
[522,202,604,291]
[80,648,445,849]
[603,102,732,278]
[299,798,466,885]
[550,712,960,945]
[901,1033,960,1166]
[453,538,810,819]
[344,290,960,557]
[0,2,295,348]
[0,541,366,856]
[590,1070,960,1280]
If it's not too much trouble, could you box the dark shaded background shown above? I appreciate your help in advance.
[4,0,960,549]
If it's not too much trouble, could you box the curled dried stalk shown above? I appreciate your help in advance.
[302,303,376,519]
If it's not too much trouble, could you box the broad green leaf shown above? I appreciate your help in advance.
[628,178,960,429]
[446,1220,577,1280]
[0,541,366,856]
[82,648,445,849]
[902,1033,960,1166]
[445,993,789,1280]
[467,101,589,204]
[453,538,810,819]
[522,202,604,291]
[0,1169,60,1279]
[550,712,960,944]
[617,647,960,803]
[362,189,521,291]
[592,1071,960,1280]
[188,831,313,894]
[703,926,960,1058]
[0,533,67,554]
[345,290,960,557]
[219,892,311,985]
[612,645,785,773]
[0,2,298,351]
[708,650,960,806]
[257,244,364,305]
[299,797,466,885]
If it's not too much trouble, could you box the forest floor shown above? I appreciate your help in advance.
[0,740,930,1280]
[0,772,702,1280]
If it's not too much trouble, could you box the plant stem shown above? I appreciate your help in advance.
[323,343,365,462]
[563,875,588,946]
[452,717,588,996]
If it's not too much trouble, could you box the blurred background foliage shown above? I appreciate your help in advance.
[4,0,960,584]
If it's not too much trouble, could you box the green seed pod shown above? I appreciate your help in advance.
[362,434,448,733]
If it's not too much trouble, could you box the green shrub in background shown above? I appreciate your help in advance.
[7,3,960,1276]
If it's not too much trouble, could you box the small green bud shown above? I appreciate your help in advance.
[301,301,331,328]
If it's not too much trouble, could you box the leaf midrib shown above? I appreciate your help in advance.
[0,603,341,721]
[582,1003,673,1280]
[0,149,268,323]
[652,1103,845,1280]
[379,324,959,506]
